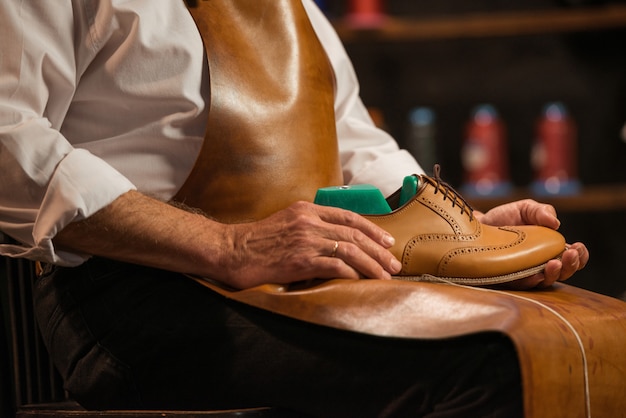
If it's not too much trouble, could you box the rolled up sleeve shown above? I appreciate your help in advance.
[0,2,135,265]
[0,118,136,265]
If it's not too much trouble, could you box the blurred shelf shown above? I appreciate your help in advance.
[467,184,626,213]
[333,4,626,42]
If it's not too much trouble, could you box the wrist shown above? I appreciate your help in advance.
[192,219,241,284]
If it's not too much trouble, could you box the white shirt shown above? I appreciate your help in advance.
[0,0,422,265]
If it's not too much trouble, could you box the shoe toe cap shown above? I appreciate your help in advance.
[439,225,566,279]
[399,224,566,281]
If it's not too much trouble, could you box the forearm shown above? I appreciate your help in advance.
[53,190,231,278]
[54,191,401,290]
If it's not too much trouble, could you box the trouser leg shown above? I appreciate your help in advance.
[34,258,523,417]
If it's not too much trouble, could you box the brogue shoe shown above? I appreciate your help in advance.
[364,167,567,285]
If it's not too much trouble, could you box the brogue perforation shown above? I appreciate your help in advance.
[364,165,567,285]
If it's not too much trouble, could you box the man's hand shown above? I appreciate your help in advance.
[55,193,401,290]
[475,199,589,290]
[56,192,586,291]
[222,201,401,289]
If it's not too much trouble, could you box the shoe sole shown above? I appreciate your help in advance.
[393,262,548,286]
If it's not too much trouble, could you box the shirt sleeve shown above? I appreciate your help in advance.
[302,0,424,197]
[0,2,136,265]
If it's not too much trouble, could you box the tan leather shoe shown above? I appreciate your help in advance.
[364,166,566,286]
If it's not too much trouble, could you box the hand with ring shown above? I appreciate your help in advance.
[220,201,401,289]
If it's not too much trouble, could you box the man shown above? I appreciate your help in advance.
[1,1,587,416]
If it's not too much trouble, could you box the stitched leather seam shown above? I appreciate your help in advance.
[402,234,474,272]
[402,227,526,275]
[419,196,462,234]
[437,282,591,418]
[440,228,526,275]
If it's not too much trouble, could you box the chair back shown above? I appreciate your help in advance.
[1,256,67,416]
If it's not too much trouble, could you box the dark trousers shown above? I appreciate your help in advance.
[33,257,523,418]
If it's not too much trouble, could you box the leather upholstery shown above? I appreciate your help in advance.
[174,0,343,222]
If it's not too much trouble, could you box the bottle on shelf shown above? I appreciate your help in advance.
[531,102,581,196]
[345,0,386,28]
[405,106,437,175]
[461,104,512,197]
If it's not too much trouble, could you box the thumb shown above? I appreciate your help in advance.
[524,201,560,230]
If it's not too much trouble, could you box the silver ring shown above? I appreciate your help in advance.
[330,240,339,258]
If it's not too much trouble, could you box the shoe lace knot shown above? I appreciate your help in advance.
[426,164,474,221]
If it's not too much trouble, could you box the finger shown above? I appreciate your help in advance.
[333,223,402,275]
[521,200,560,229]
[538,259,563,287]
[314,204,395,248]
[277,203,399,279]
[568,242,589,270]
[311,205,401,276]
[479,199,558,228]
[555,248,582,281]
[317,232,399,278]
[499,258,561,290]
[497,242,588,291]
[499,274,545,290]
[314,256,363,280]
[316,240,394,280]
[500,264,559,290]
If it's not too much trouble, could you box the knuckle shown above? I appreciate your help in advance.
[341,210,362,227]
[289,200,312,211]
[339,241,357,258]
[285,213,317,233]
[292,256,316,271]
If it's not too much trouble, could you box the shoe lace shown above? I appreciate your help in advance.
[424,164,474,221]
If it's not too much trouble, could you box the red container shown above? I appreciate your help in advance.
[531,102,580,196]
[461,104,511,197]
[346,0,386,28]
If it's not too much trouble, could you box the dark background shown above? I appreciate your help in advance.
[323,0,626,299]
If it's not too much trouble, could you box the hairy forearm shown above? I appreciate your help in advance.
[53,190,231,277]
[53,190,402,289]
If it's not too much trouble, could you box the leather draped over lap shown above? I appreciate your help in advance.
[197,278,626,418]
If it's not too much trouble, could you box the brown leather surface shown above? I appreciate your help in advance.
[179,2,625,416]
[175,1,343,222]
[195,277,626,418]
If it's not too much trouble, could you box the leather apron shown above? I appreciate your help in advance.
[175,0,342,222]
[180,2,626,417]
